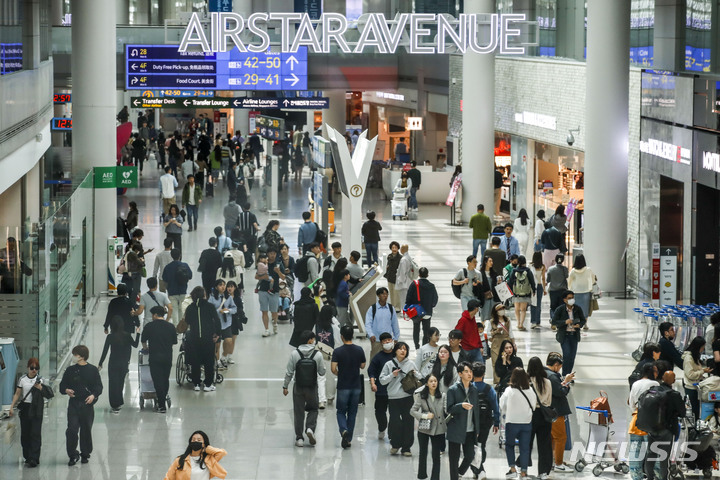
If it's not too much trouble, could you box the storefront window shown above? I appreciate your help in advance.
[0,0,22,75]
[685,0,712,72]
[631,0,654,67]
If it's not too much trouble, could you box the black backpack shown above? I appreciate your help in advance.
[314,223,327,249]
[294,349,318,388]
[628,367,642,388]
[295,256,311,283]
[175,264,191,285]
[452,268,467,299]
[636,387,668,435]
[476,383,494,428]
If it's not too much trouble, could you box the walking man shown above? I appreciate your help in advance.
[365,287,400,359]
[159,166,178,215]
[141,306,177,413]
[453,255,481,311]
[406,161,421,211]
[161,249,192,326]
[469,204,493,258]
[332,325,366,449]
[550,291,586,376]
[545,353,575,472]
[60,345,103,466]
[445,361,479,480]
[368,332,396,440]
[404,267,438,350]
[546,254,568,323]
[298,212,318,255]
[238,202,260,268]
[152,238,174,293]
[283,330,325,447]
[136,277,172,327]
[182,174,202,231]
[499,223,520,260]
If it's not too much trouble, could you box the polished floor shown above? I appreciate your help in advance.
[0,157,652,479]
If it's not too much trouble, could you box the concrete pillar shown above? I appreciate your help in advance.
[557,0,586,61]
[233,0,252,137]
[22,0,40,70]
[415,69,426,164]
[461,0,495,223]
[584,0,630,292]
[306,110,314,133]
[71,0,117,296]
[654,0,685,71]
[116,0,129,24]
[51,0,64,25]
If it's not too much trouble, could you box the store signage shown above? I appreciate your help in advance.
[701,151,720,173]
[660,246,678,304]
[376,91,405,101]
[178,12,530,55]
[639,138,691,165]
[51,117,73,131]
[514,111,556,130]
[0,43,22,75]
[126,44,307,91]
[406,117,423,130]
[54,93,72,104]
[208,0,232,12]
[132,95,329,109]
[651,242,660,300]
[255,114,285,140]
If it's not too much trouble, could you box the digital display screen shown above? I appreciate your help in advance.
[54,93,71,104]
[51,117,73,131]
[350,268,377,294]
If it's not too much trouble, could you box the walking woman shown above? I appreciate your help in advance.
[490,303,515,383]
[384,241,402,310]
[98,316,140,413]
[290,287,319,348]
[568,254,594,323]
[514,208,531,255]
[508,255,536,331]
[316,305,341,407]
[549,205,568,250]
[225,280,246,365]
[216,252,242,290]
[534,210,546,252]
[411,373,447,480]
[207,279,237,371]
[527,357,554,479]
[430,345,459,395]
[185,286,223,392]
[125,201,139,238]
[9,358,54,467]
[479,256,500,321]
[529,252,547,329]
[499,368,536,479]
[380,341,421,456]
[495,339,524,396]
[683,336,712,418]
[163,204,184,253]
[164,430,227,480]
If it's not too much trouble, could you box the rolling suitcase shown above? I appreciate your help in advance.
[206,177,214,197]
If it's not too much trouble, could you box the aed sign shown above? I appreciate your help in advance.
[179,12,533,55]
[94,166,138,188]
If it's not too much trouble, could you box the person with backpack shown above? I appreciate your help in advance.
[454,299,484,364]
[452,255,482,312]
[499,368,537,479]
[297,212,318,255]
[545,353,575,472]
[365,287,400,359]
[627,363,659,480]
[470,362,500,480]
[379,342,422,457]
[283,330,325,447]
[508,255,536,331]
[411,373,448,480]
[550,291,586,376]
[296,242,322,288]
[638,371,685,480]
[162,249,192,326]
[395,244,417,311]
[315,305,341,409]
[527,357,554,480]
[545,254,569,327]
[445,361,480,480]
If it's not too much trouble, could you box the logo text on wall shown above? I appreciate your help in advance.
[702,151,720,173]
[639,139,691,165]
[179,12,532,55]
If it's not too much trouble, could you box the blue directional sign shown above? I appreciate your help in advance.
[125,45,308,91]
[209,0,232,12]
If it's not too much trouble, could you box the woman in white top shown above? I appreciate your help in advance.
[513,208,531,256]
[567,254,595,322]
[529,252,547,330]
[534,210,546,252]
[499,368,537,478]
[527,357,554,479]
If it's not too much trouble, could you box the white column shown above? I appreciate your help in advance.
[323,91,352,250]
[306,110,315,133]
[461,0,496,223]
[584,0,630,292]
[71,0,117,296]
[116,0,129,24]
[233,0,252,137]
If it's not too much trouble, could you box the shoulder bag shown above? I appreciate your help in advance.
[394,360,423,394]
[530,384,558,423]
[418,396,433,431]
[403,281,426,321]
[517,388,537,416]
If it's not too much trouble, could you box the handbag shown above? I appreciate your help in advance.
[395,360,423,394]
[530,384,558,423]
[403,281,426,320]
[591,280,602,299]
[418,417,432,431]
[117,253,128,274]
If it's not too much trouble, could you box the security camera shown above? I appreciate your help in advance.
[567,127,580,147]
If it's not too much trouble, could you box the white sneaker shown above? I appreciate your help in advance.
[318,401,326,409]
[203,385,216,392]
[539,474,549,480]
[554,465,570,473]
[194,385,201,392]
[226,355,235,364]
[478,471,487,480]
[505,470,518,479]
[295,438,304,447]
[262,330,270,337]
[306,428,316,445]
[378,430,385,439]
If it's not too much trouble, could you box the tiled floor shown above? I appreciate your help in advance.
[0,158,652,479]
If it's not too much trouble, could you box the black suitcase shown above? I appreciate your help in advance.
[206,179,214,197]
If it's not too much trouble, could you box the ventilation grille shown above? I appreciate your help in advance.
[0,103,53,145]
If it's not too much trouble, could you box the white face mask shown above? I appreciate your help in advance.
[567,299,575,306]
[497,311,505,317]
[72,356,81,364]
[382,343,394,351]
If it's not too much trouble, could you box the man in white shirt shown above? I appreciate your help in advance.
[152,238,174,292]
[394,245,416,309]
[159,166,178,215]
[135,277,173,327]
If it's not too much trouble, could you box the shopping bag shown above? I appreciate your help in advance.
[495,282,513,303]
[471,444,483,469]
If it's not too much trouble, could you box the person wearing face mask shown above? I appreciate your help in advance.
[368,332,396,440]
[489,303,515,383]
[9,358,54,468]
[164,430,227,480]
[59,345,103,466]
[550,291,586,376]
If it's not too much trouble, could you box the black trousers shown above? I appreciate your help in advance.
[19,403,42,462]
[449,432,476,480]
[529,409,554,476]
[413,316,432,349]
[471,426,491,475]
[388,396,415,452]
[374,394,389,433]
[107,364,128,409]
[190,343,215,387]
[166,233,182,255]
[549,290,564,321]
[150,361,171,409]
[418,432,445,480]
[66,401,95,459]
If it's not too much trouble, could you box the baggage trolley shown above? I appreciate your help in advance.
[633,313,659,361]
[138,350,171,410]
[391,187,409,220]
[574,406,629,476]
[671,411,717,479]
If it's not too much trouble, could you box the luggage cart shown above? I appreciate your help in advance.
[138,350,171,410]
[574,406,629,476]
[672,412,716,479]
[633,313,660,361]
[391,187,409,220]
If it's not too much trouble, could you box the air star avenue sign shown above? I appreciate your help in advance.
[179,12,533,55]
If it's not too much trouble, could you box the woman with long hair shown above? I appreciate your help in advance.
[225,280,245,365]
[527,357,553,479]
[508,255,536,331]
[380,342,421,456]
[683,336,712,418]
[529,252,547,329]
[384,241,402,309]
[410,373,447,480]
[164,430,227,480]
[534,210,546,252]
[479,256,500,321]
[499,368,536,479]
[207,279,237,370]
[262,220,283,253]
[163,204,184,253]
[490,303,515,383]
[216,252,242,289]
[568,254,594,324]
[429,345,458,395]
[495,339,524,396]
[514,208,531,255]
[636,342,661,372]
[98,316,140,413]
[316,305,341,407]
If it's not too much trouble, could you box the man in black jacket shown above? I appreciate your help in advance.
[104,283,139,334]
[551,291,586,376]
[545,353,575,472]
[406,161,421,212]
[59,345,103,466]
[198,238,223,293]
[184,286,222,391]
[445,361,480,480]
[658,322,683,369]
[141,306,178,413]
[643,371,685,480]
[404,267,439,349]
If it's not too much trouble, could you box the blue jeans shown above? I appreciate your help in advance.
[409,187,418,209]
[365,243,379,266]
[560,336,579,376]
[530,287,544,325]
[464,347,484,364]
[336,388,361,441]
[279,296,291,310]
[186,204,198,230]
[629,433,648,480]
[461,295,476,311]
[505,422,532,472]
[472,239,488,259]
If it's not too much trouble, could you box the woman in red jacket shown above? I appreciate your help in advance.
[453,298,483,363]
